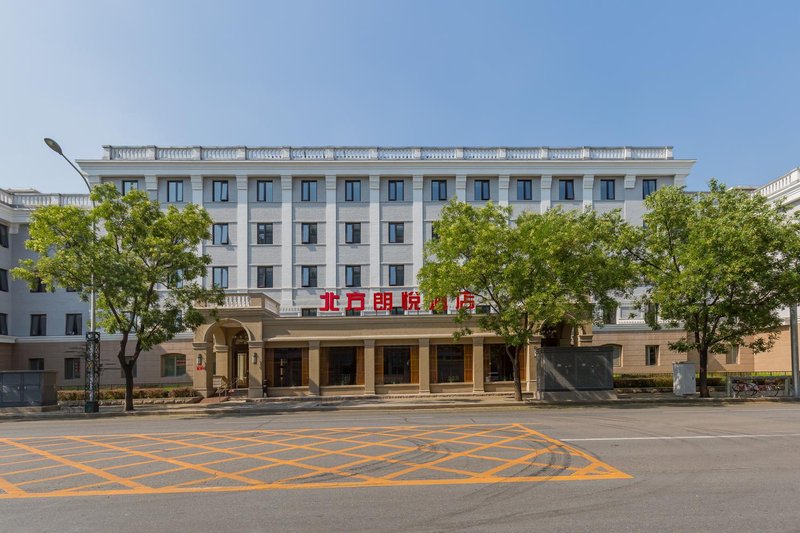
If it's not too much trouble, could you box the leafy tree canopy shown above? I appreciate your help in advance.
[13,183,223,409]
[624,180,800,396]
[418,200,636,400]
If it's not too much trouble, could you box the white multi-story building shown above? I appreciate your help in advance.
[4,145,789,396]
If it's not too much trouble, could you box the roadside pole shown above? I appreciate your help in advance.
[791,305,799,397]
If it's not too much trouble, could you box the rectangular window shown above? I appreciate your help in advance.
[212,267,228,289]
[64,358,81,380]
[65,313,82,336]
[645,345,659,366]
[436,345,464,383]
[517,179,532,201]
[601,179,616,201]
[345,223,361,244]
[559,179,575,200]
[383,346,411,384]
[0,224,8,247]
[121,180,138,195]
[256,223,273,245]
[388,222,404,244]
[431,180,447,201]
[301,223,318,245]
[29,358,44,371]
[388,180,404,201]
[0,269,7,292]
[727,345,740,365]
[610,345,622,367]
[169,269,184,289]
[389,265,404,286]
[431,222,439,241]
[30,314,46,336]
[162,354,187,377]
[257,266,273,288]
[212,223,230,245]
[31,278,46,293]
[345,265,361,288]
[345,180,361,202]
[212,180,229,202]
[301,180,318,202]
[327,347,357,386]
[166,180,184,203]
[474,180,490,201]
[301,308,317,317]
[273,348,303,387]
[0,313,6,335]
[643,179,658,198]
[301,266,317,288]
[256,180,273,202]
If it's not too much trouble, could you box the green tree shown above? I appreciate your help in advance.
[626,180,800,397]
[418,201,635,401]
[13,184,222,411]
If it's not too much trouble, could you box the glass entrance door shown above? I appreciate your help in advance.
[235,351,248,387]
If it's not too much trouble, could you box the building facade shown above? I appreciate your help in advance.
[0,145,792,396]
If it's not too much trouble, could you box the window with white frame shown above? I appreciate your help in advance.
[645,345,659,366]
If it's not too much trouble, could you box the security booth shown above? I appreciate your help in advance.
[536,346,615,400]
[0,371,58,408]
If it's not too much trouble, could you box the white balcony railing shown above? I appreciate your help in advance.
[101,145,675,162]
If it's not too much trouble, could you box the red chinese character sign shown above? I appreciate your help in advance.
[318,290,475,313]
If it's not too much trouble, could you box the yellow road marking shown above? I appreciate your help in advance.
[0,424,631,499]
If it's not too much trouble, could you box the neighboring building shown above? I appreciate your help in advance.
[0,145,790,396]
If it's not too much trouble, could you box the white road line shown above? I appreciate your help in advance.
[561,433,800,442]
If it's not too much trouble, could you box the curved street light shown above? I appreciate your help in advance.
[44,138,100,413]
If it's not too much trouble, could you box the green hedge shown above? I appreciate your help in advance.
[58,387,200,401]
[614,375,726,388]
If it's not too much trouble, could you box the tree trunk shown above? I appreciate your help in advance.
[698,346,709,398]
[120,358,135,412]
[507,345,523,402]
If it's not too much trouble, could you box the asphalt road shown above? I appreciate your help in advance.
[1,404,799,532]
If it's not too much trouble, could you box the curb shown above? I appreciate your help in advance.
[2,396,799,422]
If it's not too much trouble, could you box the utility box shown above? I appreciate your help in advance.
[673,362,696,396]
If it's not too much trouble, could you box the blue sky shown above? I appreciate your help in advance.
[1,0,798,193]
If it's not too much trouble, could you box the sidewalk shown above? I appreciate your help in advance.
[2,391,798,421]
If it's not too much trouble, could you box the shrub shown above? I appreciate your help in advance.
[58,387,199,401]
[613,375,726,388]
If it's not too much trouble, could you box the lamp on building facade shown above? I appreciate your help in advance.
[44,138,100,413]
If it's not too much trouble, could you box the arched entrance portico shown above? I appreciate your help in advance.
[192,316,265,398]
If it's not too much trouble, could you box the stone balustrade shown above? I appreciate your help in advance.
[0,191,92,209]
[101,145,675,162]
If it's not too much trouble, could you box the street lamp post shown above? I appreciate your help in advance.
[44,138,100,413]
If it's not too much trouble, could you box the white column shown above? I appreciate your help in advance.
[280,175,293,307]
[498,175,510,207]
[412,175,424,287]
[190,176,204,284]
[325,175,337,289]
[369,175,381,289]
[674,173,688,188]
[582,175,594,210]
[236,175,249,289]
[455,175,467,201]
[540,175,552,213]
[144,175,158,201]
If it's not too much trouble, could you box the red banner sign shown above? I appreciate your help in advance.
[318,290,475,312]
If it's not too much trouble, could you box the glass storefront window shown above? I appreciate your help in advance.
[488,344,515,382]
[436,345,464,383]
[274,348,303,387]
[328,347,357,386]
[383,346,411,384]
